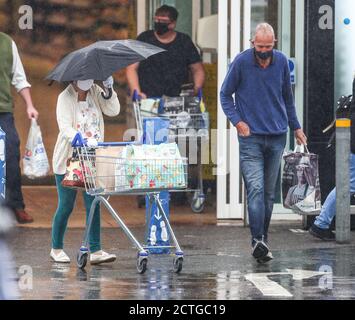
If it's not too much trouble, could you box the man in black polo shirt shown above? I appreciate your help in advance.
[126,6,205,251]
[126,5,205,98]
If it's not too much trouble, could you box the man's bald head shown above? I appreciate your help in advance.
[252,23,276,42]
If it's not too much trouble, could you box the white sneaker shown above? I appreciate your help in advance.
[90,250,116,265]
[50,249,70,263]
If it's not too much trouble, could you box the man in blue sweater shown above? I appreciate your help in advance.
[220,23,307,263]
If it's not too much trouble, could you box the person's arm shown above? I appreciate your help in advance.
[93,84,120,117]
[11,41,39,120]
[18,88,38,120]
[189,62,205,95]
[220,58,250,136]
[126,62,146,99]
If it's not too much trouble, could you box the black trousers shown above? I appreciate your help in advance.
[0,113,25,210]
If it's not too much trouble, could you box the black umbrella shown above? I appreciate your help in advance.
[45,40,165,98]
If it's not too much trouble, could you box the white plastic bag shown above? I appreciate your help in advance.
[282,145,321,214]
[23,119,50,179]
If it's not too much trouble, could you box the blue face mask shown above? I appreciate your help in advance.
[255,49,273,60]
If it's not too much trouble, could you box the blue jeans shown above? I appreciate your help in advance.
[239,134,287,245]
[315,153,355,230]
[51,174,101,252]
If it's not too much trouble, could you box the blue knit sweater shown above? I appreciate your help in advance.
[220,48,301,135]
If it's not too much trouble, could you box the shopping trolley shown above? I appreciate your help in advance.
[132,91,209,213]
[72,133,187,274]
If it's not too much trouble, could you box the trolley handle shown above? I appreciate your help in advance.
[132,89,140,103]
[132,90,162,103]
[133,89,203,101]
[97,142,138,147]
[71,133,138,148]
[197,88,203,101]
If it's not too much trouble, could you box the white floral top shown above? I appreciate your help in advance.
[53,84,120,175]
[76,96,101,141]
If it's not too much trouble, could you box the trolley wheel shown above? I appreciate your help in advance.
[191,193,205,213]
[77,251,88,269]
[173,257,183,273]
[136,257,148,274]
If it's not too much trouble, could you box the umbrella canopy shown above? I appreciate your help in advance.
[45,40,165,82]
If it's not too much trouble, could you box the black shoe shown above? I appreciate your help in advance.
[252,240,269,259]
[257,252,274,264]
[309,224,335,241]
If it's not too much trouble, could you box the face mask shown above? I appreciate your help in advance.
[154,22,170,36]
[77,79,94,91]
[255,49,273,60]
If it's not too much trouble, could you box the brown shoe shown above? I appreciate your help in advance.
[14,209,34,224]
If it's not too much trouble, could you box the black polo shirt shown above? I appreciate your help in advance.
[137,30,202,97]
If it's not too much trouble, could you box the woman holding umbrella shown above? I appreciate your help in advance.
[50,77,120,264]
[46,40,164,263]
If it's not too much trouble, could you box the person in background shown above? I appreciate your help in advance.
[309,79,355,241]
[126,4,206,209]
[0,32,39,224]
[126,4,205,98]
[50,77,120,264]
[220,23,307,263]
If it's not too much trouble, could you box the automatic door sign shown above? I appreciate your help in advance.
[288,58,296,85]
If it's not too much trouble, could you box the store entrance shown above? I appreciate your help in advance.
[249,0,304,216]
[216,0,305,220]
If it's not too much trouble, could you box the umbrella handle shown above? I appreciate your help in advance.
[101,88,113,100]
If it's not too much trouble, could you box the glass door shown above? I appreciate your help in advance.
[248,0,304,215]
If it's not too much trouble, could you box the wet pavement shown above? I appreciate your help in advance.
[7,223,355,300]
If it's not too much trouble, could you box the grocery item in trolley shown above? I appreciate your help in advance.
[95,146,126,190]
[158,96,208,137]
[115,143,186,191]
[162,96,184,114]
[139,98,160,117]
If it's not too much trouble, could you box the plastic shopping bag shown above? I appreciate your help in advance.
[282,145,321,214]
[23,119,50,179]
[61,155,85,189]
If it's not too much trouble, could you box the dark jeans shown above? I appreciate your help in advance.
[238,133,287,245]
[0,113,25,210]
